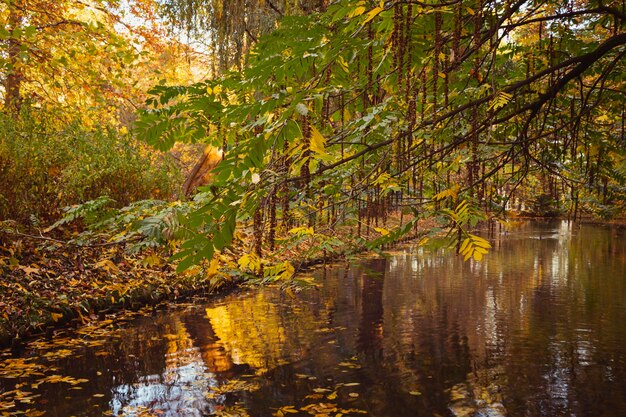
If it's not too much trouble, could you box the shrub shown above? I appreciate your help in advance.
[0,112,180,224]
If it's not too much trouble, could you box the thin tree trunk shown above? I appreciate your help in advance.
[4,4,24,115]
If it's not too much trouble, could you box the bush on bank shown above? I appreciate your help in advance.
[0,111,180,224]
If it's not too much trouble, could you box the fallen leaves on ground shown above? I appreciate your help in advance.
[0,238,236,344]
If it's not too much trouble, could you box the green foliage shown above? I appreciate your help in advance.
[48,196,116,230]
[0,112,180,223]
[529,194,562,217]
[128,0,626,270]
[440,200,487,231]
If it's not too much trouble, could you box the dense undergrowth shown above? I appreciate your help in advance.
[0,110,185,344]
[0,112,180,224]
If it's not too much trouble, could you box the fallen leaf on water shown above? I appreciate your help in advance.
[338,408,367,414]
[300,403,338,414]
[338,362,361,369]
[273,405,298,416]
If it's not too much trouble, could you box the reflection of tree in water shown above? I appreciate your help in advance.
[346,257,471,416]
[25,316,174,416]
[179,312,236,374]
[108,315,218,417]
[204,291,320,371]
[357,258,385,360]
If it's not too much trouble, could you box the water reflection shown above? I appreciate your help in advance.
[1,221,625,417]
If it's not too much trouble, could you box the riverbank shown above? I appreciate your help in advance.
[507,213,626,227]
[0,240,244,347]
[3,214,616,346]
[0,220,421,347]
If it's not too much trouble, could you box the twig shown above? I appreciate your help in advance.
[2,229,141,248]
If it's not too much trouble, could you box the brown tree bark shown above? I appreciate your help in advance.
[4,2,24,115]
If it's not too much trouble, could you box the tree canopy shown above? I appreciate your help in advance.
[0,0,206,125]
[126,0,626,271]
[158,0,329,71]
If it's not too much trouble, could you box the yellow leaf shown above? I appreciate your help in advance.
[374,227,389,236]
[274,406,299,416]
[455,200,468,212]
[238,253,260,273]
[489,91,513,110]
[337,56,349,72]
[473,251,484,261]
[142,254,161,267]
[289,226,314,236]
[50,312,63,322]
[206,257,220,276]
[327,391,338,400]
[459,238,470,254]
[348,5,366,18]
[18,265,40,275]
[433,185,459,201]
[279,261,295,280]
[471,235,492,249]
[94,259,119,273]
[310,125,327,156]
[362,6,383,25]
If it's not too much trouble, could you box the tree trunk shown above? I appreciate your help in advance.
[4,4,24,115]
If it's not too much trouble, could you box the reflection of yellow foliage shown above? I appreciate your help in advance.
[205,293,289,370]
[164,320,194,357]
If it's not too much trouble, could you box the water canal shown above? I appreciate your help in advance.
[1,220,625,416]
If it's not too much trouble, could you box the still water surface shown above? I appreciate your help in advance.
[1,221,625,416]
